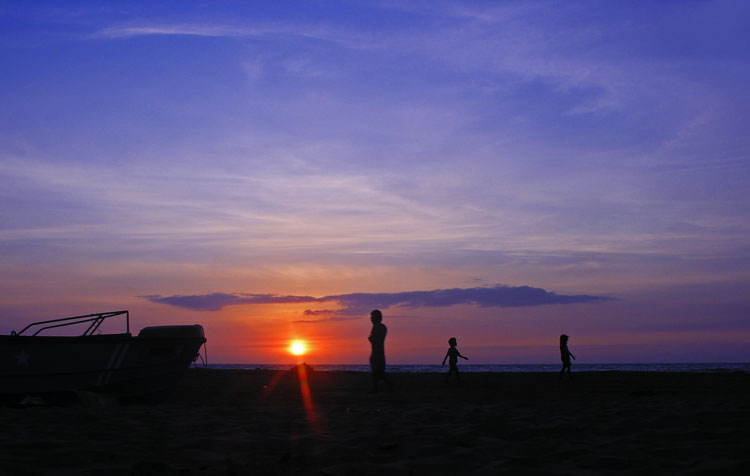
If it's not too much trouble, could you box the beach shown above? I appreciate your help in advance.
[2,369,749,475]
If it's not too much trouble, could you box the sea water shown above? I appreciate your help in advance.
[205,363,750,373]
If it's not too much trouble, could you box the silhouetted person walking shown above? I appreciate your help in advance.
[368,309,392,393]
[560,334,575,380]
[442,337,468,384]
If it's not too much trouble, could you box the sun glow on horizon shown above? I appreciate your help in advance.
[289,340,307,356]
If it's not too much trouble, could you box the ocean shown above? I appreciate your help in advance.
[205,362,750,373]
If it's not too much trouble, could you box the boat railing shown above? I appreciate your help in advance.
[13,310,130,336]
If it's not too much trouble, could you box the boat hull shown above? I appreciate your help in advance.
[1,325,205,402]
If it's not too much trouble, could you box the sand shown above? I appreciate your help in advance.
[1,368,749,475]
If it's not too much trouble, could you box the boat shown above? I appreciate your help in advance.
[1,310,206,403]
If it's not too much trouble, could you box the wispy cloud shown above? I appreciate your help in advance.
[96,25,206,38]
[143,285,611,314]
[94,23,267,39]
[92,21,354,44]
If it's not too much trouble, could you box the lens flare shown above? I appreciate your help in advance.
[290,340,306,356]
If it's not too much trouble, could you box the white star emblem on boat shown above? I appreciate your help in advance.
[15,350,30,366]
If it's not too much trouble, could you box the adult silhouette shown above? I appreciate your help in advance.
[368,309,392,393]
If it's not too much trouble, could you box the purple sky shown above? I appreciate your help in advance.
[2,1,749,363]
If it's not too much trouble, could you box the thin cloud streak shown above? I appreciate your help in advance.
[94,24,252,39]
[92,21,364,45]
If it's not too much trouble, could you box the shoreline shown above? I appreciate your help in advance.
[204,362,750,373]
[2,369,749,475]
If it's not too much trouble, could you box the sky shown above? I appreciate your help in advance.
[2,0,749,364]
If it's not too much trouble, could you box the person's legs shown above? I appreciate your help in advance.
[381,371,393,389]
[371,369,382,393]
[370,354,386,392]
[560,361,572,380]
[560,361,573,380]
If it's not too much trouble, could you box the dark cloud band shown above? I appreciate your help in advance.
[143,285,610,314]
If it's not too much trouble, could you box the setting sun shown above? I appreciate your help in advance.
[289,340,306,356]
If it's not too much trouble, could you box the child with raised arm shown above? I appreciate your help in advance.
[560,334,575,380]
[442,337,468,384]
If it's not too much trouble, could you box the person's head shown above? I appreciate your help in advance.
[560,334,569,344]
[448,337,457,347]
[370,309,383,324]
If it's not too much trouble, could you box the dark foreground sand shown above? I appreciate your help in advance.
[2,369,749,475]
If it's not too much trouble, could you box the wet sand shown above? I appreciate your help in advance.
[2,369,749,475]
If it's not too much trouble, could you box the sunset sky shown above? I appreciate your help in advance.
[2,1,749,364]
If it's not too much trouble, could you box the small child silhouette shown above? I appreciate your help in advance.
[560,334,575,380]
[442,337,468,384]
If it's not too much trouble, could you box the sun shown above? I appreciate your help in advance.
[289,340,306,356]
